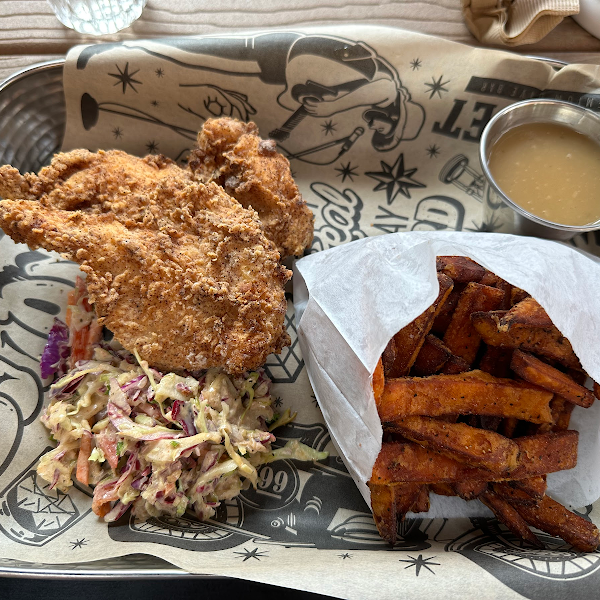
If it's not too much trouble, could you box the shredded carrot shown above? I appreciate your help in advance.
[86,320,104,358]
[69,327,91,366]
[65,290,77,328]
[66,275,100,367]
[93,502,112,519]
[96,436,119,470]
[92,486,119,517]
[76,431,92,486]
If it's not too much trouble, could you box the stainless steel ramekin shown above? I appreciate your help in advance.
[480,99,600,240]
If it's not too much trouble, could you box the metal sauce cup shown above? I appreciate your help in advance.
[480,99,600,240]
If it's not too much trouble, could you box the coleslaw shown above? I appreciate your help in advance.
[37,280,327,523]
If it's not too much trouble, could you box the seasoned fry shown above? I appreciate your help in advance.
[511,476,547,500]
[432,283,465,336]
[436,256,486,283]
[554,400,575,431]
[510,350,595,408]
[381,338,397,377]
[490,279,513,310]
[492,483,539,506]
[377,370,553,424]
[509,297,553,325]
[395,484,424,525]
[479,272,517,310]
[453,480,487,500]
[370,431,578,485]
[535,396,572,434]
[372,357,385,404]
[479,271,502,287]
[368,483,397,544]
[410,485,431,513]
[368,482,421,544]
[499,283,514,310]
[429,483,455,497]
[509,431,579,479]
[412,334,451,376]
[481,490,543,548]
[385,416,519,473]
[440,353,471,374]
[510,287,530,306]
[386,273,453,377]
[478,346,513,378]
[472,299,581,369]
[514,495,600,553]
[443,282,505,365]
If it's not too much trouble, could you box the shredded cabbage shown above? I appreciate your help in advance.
[38,345,328,523]
[40,318,70,379]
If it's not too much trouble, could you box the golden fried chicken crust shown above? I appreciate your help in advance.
[0,154,291,374]
[0,149,194,225]
[188,118,314,257]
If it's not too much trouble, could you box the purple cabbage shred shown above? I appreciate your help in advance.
[40,318,70,379]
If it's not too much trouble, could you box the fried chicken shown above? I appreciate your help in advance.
[0,149,195,225]
[188,118,314,257]
[0,151,291,374]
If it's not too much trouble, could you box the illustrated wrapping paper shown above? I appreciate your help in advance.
[1,25,600,600]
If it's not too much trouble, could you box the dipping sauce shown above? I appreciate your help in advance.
[488,122,600,226]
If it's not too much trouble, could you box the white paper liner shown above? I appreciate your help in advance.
[294,231,600,516]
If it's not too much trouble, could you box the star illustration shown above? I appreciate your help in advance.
[398,554,440,576]
[109,62,142,94]
[466,214,502,233]
[151,100,160,107]
[410,58,422,70]
[70,538,88,550]
[233,547,268,561]
[146,140,159,154]
[274,396,283,408]
[338,552,353,559]
[366,153,426,204]
[335,161,359,183]
[155,67,164,78]
[426,144,440,159]
[112,126,123,140]
[321,120,336,136]
[425,75,450,99]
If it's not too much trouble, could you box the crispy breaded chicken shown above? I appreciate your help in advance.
[0,158,291,374]
[188,118,314,257]
[0,149,195,226]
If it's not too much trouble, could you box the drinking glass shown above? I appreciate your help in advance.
[46,0,147,35]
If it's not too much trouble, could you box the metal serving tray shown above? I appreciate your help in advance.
[0,54,569,580]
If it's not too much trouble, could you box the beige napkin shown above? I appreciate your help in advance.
[462,0,579,46]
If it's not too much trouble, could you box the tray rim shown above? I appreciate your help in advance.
[0,52,568,580]
[0,58,65,91]
[0,564,199,580]
[0,54,569,90]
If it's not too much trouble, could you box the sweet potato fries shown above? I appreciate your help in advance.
[369,256,600,552]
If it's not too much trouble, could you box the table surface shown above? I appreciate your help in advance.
[1,0,600,82]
